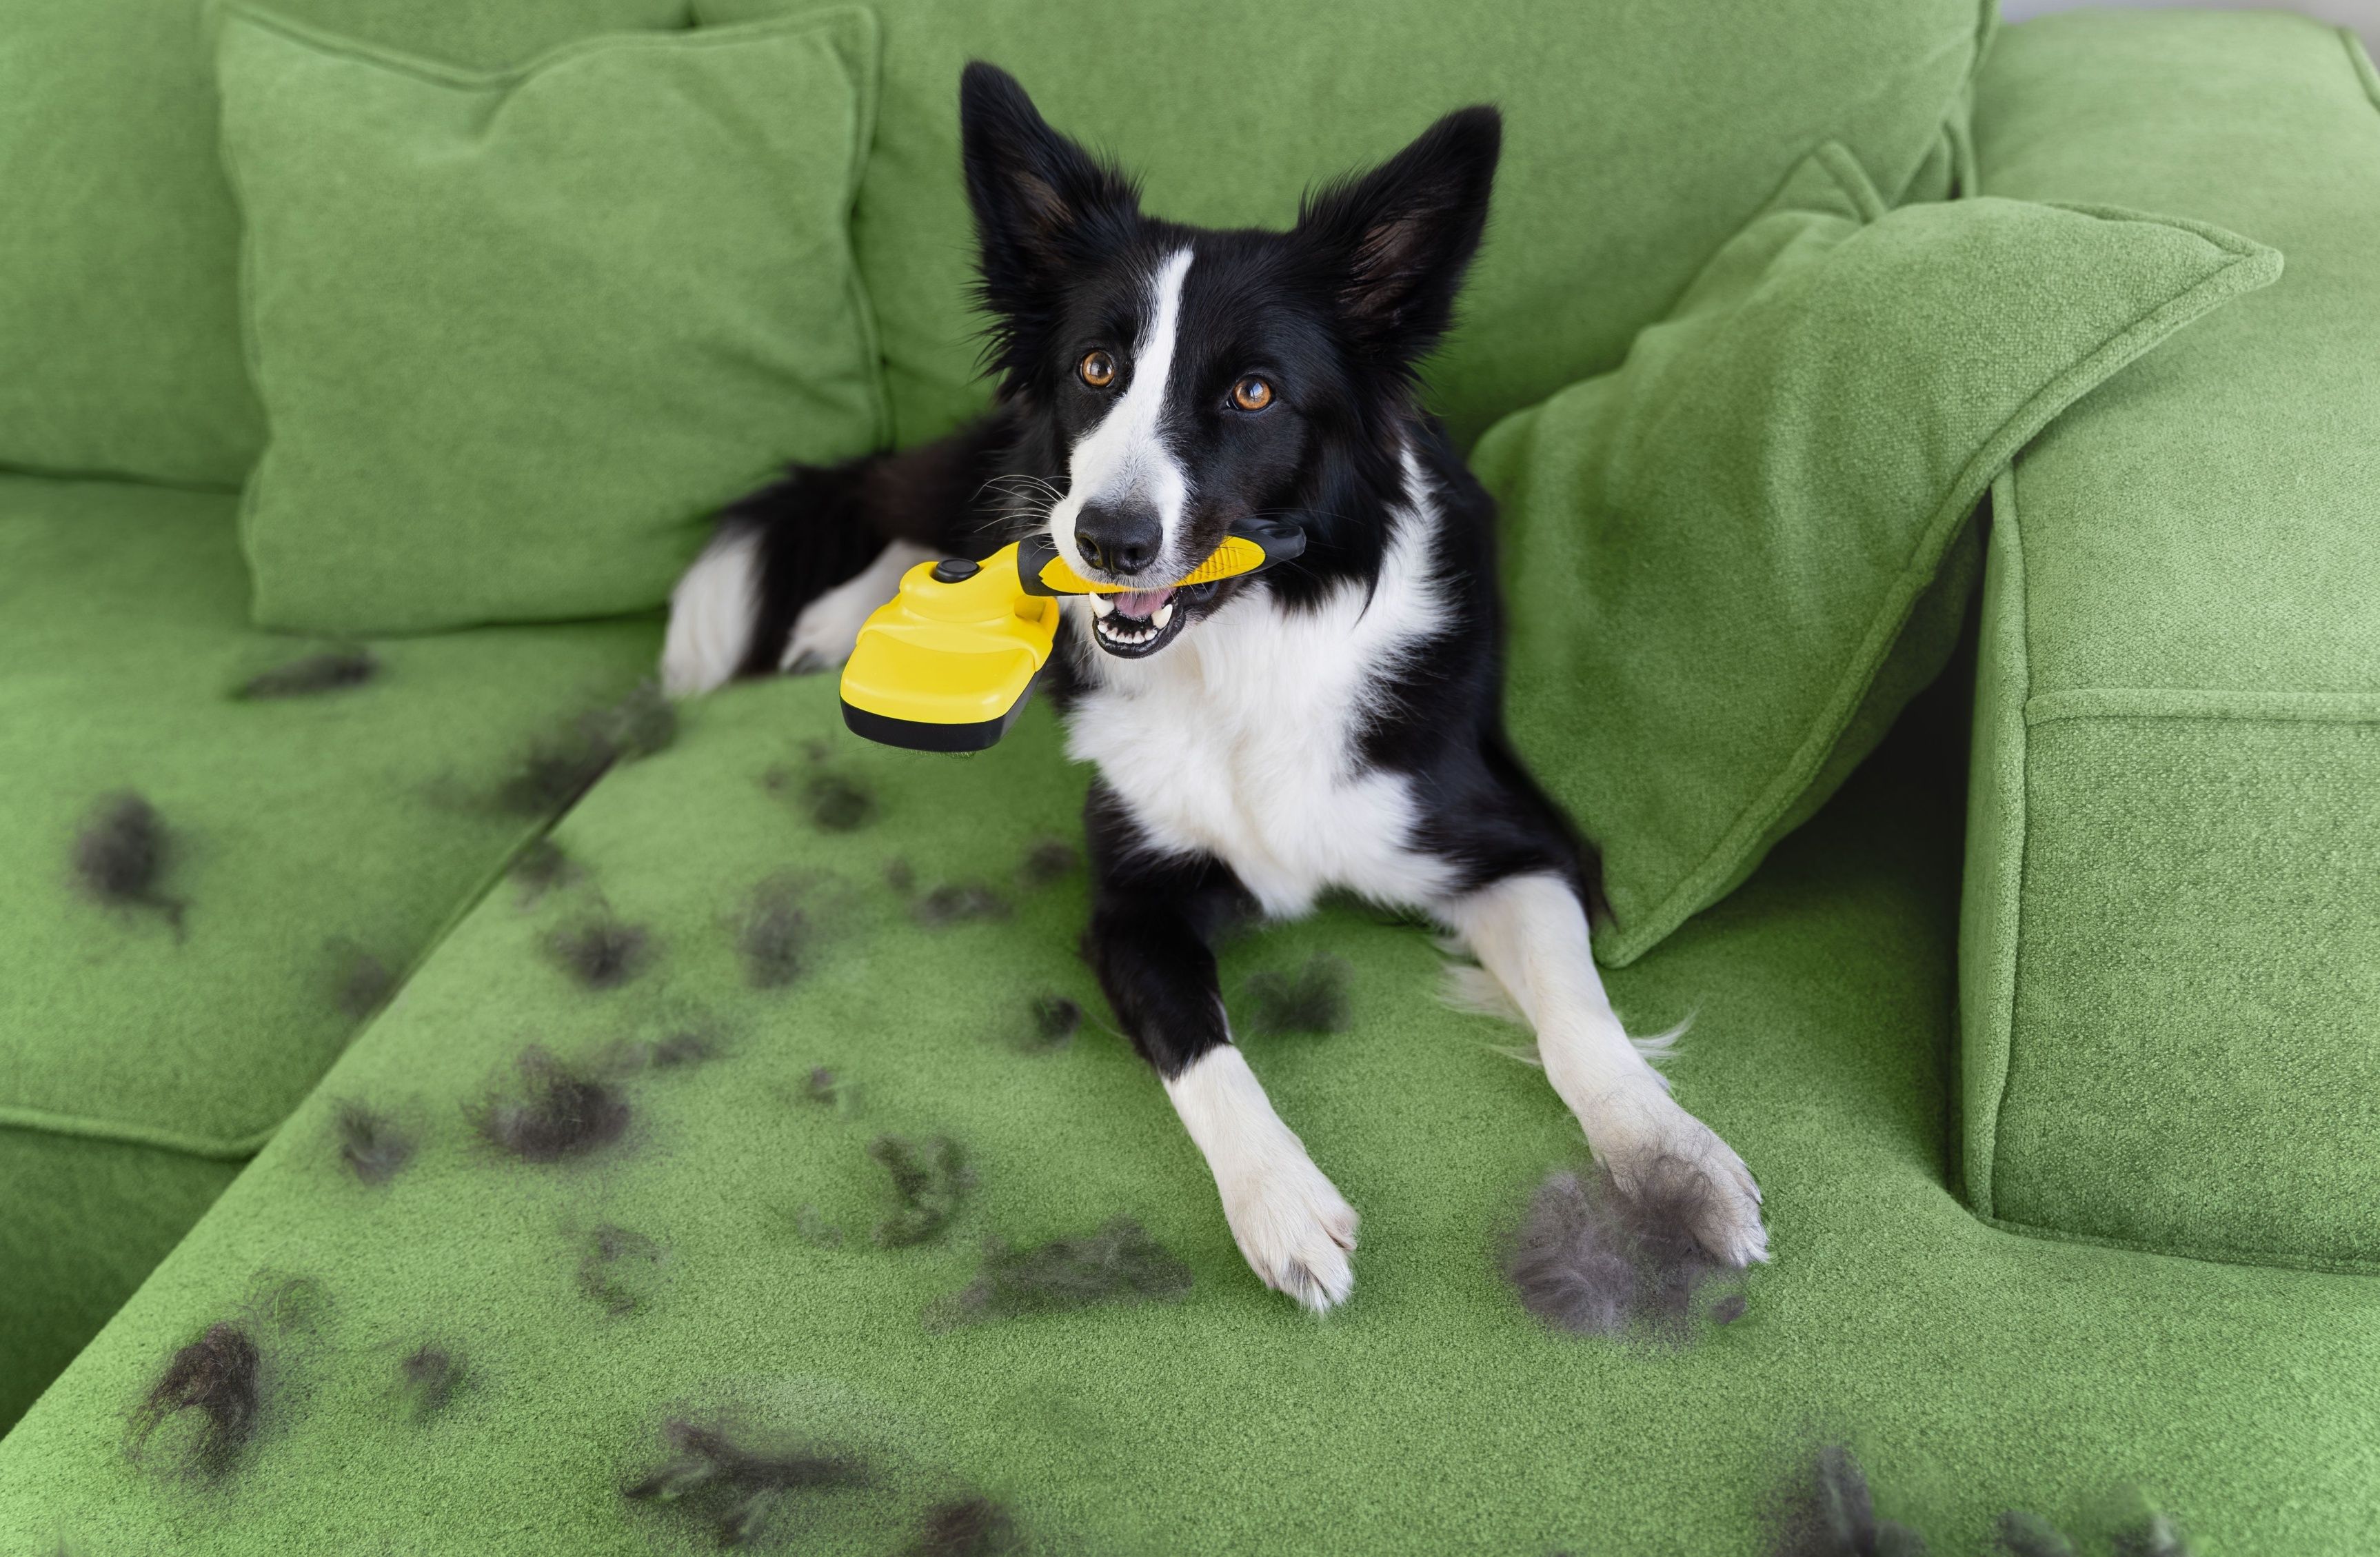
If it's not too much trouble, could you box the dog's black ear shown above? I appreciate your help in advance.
[960,63,1139,338]
[1297,106,1502,365]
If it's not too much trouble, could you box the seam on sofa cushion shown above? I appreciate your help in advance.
[2347,26,2380,111]
[2028,687,2380,725]
[1978,1209,2380,1278]
[1966,465,2030,1218]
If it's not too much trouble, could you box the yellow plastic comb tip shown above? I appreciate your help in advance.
[1034,534,1269,595]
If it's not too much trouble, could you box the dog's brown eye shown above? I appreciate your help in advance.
[1232,376,1273,412]
[1078,350,1116,389]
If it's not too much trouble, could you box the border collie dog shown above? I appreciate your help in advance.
[663,64,1766,1311]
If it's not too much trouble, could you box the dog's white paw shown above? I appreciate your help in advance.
[1215,1151,1360,1313]
[1577,1087,1767,1268]
[780,540,932,675]
[661,529,761,697]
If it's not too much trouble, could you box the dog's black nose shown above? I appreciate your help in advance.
[1075,501,1162,576]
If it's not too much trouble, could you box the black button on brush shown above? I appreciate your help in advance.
[931,558,979,583]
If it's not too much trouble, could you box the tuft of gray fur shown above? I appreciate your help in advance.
[510,836,576,901]
[546,917,652,990]
[626,1418,871,1547]
[870,1136,969,1247]
[933,1218,1193,1329]
[396,1344,465,1421]
[1766,1445,1927,1557]
[1994,1511,2077,1557]
[578,1224,670,1316]
[738,874,814,989]
[491,681,676,816]
[1019,836,1080,887]
[475,1047,630,1163]
[2111,1511,2194,1557]
[911,881,1011,926]
[332,1101,414,1185]
[885,856,918,896]
[332,941,396,1019]
[128,1323,262,1480]
[236,649,378,699]
[1503,1161,1746,1340]
[73,792,185,935]
[908,1496,1020,1556]
[1243,954,1351,1036]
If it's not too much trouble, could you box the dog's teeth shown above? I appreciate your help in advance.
[1153,603,1174,630]
[1089,593,1116,618]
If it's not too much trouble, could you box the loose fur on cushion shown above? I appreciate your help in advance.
[72,791,184,935]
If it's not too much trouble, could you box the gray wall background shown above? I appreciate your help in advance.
[2001,0,2380,49]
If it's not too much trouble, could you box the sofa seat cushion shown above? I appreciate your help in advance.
[0,475,660,1418]
[1,675,2374,1554]
[1963,13,2380,1268]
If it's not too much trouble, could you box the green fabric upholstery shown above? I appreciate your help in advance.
[694,0,1991,449]
[1469,142,2277,967]
[3,676,2376,1554]
[0,475,659,1420]
[0,0,692,490]
[219,8,889,634]
[1963,12,2380,1269]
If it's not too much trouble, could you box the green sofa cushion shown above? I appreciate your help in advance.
[695,0,1991,449]
[2,676,2375,1553]
[1468,143,2278,967]
[0,473,663,1418]
[1964,12,2380,1269]
[219,8,888,634]
[0,0,691,490]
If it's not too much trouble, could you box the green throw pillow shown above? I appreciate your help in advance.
[216,7,890,633]
[1469,143,2281,966]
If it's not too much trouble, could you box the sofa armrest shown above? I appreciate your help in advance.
[1960,10,2380,1269]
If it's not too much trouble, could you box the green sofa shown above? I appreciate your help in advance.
[3,2,2376,1551]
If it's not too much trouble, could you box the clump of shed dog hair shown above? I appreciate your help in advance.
[885,856,918,896]
[128,1323,263,1480]
[989,994,1080,1055]
[1994,1511,2077,1557]
[1242,954,1351,1036]
[1764,1445,1928,1556]
[475,1046,630,1163]
[126,1274,325,1482]
[546,915,652,990]
[510,836,578,902]
[2106,1495,2195,1557]
[907,1496,1020,1556]
[72,792,185,936]
[490,679,676,816]
[738,873,818,989]
[330,938,397,1019]
[762,736,878,833]
[870,1136,970,1247]
[332,1100,414,1186]
[625,1416,874,1547]
[931,1217,1193,1329]
[236,647,379,699]
[1502,1160,1746,1340]
[911,881,1011,927]
[579,1224,672,1317]
[798,1065,858,1114]
[394,1343,467,1421]
[1018,835,1079,887]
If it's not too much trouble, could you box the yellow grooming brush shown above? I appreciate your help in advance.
[839,517,1304,752]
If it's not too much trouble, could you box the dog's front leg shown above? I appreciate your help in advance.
[1084,801,1358,1312]
[1443,872,1768,1267]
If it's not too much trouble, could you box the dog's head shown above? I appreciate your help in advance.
[959,63,1500,659]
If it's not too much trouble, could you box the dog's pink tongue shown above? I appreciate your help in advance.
[1114,587,1173,619]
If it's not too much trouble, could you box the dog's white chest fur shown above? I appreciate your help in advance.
[1064,486,1455,918]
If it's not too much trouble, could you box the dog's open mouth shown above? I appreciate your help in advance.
[1086,581,1219,658]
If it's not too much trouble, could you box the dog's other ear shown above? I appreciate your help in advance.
[960,64,1139,333]
[1298,106,1502,366]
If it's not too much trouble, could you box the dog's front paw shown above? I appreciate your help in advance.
[1578,1090,1767,1268]
[1214,1151,1360,1314]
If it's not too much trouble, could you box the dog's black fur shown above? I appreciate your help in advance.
[694,66,1586,1077]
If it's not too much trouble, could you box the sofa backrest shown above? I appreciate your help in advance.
[1,0,1990,488]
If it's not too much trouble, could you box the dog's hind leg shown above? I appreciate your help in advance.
[1440,872,1768,1267]
[1082,786,1360,1312]
[660,417,1013,697]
